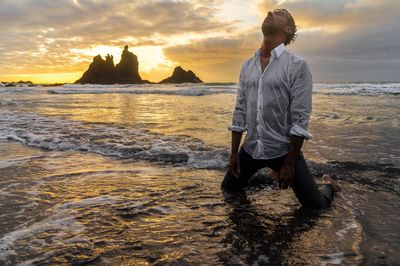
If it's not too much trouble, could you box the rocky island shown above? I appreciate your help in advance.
[0,81,36,87]
[75,45,202,84]
[159,66,203,84]
[76,45,149,84]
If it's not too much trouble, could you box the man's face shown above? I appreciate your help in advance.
[261,9,289,36]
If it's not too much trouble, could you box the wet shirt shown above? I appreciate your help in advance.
[229,43,313,159]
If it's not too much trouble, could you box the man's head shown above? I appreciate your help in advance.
[261,9,297,45]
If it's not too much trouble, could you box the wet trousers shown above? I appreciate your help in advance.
[221,148,334,209]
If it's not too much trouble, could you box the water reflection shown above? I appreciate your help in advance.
[220,190,320,265]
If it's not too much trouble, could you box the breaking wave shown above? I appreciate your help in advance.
[2,82,399,96]
[49,84,237,96]
[0,110,229,169]
[313,83,400,96]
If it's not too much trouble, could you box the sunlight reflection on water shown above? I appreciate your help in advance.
[0,84,399,264]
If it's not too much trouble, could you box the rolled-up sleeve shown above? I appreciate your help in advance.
[228,62,247,132]
[289,60,313,140]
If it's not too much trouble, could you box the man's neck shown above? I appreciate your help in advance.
[260,35,285,58]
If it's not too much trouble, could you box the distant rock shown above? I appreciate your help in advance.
[1,80,36,87]
[159,66,203,84]
[75,45,147,84]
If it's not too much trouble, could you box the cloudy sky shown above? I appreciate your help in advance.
[0,0,399,83]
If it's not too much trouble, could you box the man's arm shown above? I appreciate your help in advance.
[229,131,243,178]
[278,60,313,189]
[228,61,249,178]
[278,136,304,189]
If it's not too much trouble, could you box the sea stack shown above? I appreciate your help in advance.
[114,45,142,83]
[159,66,203,84]
[75,45,146,84]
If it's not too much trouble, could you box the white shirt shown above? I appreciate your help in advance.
[229,43,313,159]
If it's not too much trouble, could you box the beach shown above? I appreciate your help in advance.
[0,82,399,265]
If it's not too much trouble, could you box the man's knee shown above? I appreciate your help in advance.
[221,171,246,190]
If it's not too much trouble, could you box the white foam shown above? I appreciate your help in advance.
[48,82,400,96]
[252,255,270,266]
[314,83,400,96]
[321,252,345,265]
[187,150,229,169]
[0,183,21,196]
[0,195,122,263]
[50,85,236,96]
[0,98,17,106]
[336,222,361,240]
[0,212,85,263]
[0,154,46,169]
[0,110,228,169]
[0,160,17,169]
[57,195,117,210]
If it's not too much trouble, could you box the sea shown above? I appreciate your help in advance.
[0,82,399,265]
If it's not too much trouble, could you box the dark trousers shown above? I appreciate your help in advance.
[221,148,334,209]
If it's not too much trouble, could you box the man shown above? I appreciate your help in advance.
[221,9,340,209]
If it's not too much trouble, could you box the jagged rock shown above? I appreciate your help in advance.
[2,80,35,87]
[75,54,115,84]
[75,45,146,84]
[159,66,203,84]
[114,45,142,83]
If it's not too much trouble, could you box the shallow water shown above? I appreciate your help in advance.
[0,83,399,265]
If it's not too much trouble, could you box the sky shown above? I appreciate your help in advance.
[0,0,399,83]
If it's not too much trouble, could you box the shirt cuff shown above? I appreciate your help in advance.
[289,124,313,140]
[228,125,247,132]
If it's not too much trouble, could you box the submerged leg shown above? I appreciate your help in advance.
[291,153,336,209]
[221,148,264,190]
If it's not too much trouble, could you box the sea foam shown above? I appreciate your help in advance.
[0,110,229,169]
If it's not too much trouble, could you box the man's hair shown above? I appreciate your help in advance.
[274,9,297,45]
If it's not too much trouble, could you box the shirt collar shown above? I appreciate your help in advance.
[255,43,287,59]
[273,43,286,58]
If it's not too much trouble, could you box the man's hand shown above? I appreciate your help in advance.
[278,136,304,189]
[278,162,294,189]
[228,153,241,178]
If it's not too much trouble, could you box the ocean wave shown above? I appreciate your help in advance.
[2,82,399,96]
[0,82,39,88]
[0,87,37,94]
[54,83,400,96]
[307,160,400,195]
[0,110,229,169]
[1,110,398,193]
[49,85,237,96]
[0,98,18,106]
[313,83,400,96]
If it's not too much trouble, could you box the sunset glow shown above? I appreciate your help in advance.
[0,0,399,83]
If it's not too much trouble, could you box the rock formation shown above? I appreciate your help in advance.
[75,45,146,84]
[114,45,142,83]
[159,66,203,84]
[1,80,35,87]
[75,54,115,84]
[75,45,202,84]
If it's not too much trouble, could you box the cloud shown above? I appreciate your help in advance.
[290,24,400,81]
[256,0,399,31]
[0,0,235,77]
[163,28,262,82]
[251,0,400,81]
[0,0,399,82]
[0,0,229,38]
